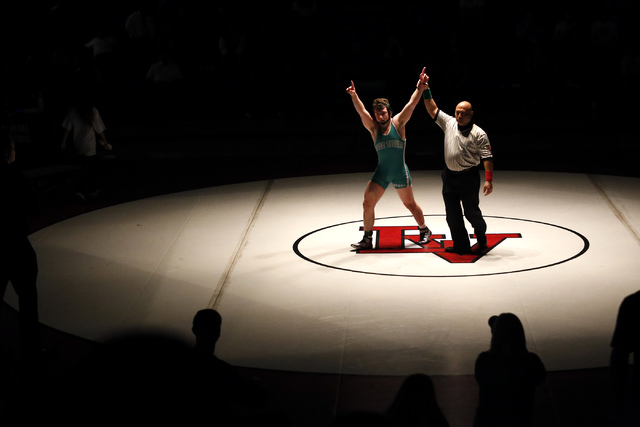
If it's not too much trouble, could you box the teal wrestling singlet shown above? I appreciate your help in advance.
[371,123,411,189]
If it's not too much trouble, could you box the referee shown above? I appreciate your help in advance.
[418,68,494,255]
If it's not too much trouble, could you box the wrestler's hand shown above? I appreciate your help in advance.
[346,80,356,96]
[419,67,429,86]
[483,181,493,196]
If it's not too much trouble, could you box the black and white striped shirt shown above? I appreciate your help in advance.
[435,109,493,172]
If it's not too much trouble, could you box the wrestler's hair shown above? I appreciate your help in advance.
[372,98,392,116]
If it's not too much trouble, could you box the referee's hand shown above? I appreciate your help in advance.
[483,181,493,196]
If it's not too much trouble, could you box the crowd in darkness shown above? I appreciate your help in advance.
[2,2,640,426]
[2,1,640,138]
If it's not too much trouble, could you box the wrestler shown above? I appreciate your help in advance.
[346,74,431,250]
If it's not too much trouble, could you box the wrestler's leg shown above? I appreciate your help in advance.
[395,185,425,228]
[363,180,385,231]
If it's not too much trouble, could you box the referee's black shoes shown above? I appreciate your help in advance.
[445,244,488,255]
[445,246,470,255]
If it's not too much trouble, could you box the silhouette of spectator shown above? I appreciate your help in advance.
[610,290,640,426]
[144,50,185,118]
[145,51,184,88]
[124,3,156,60]
[45,39,81,124]
[192,307,222,355]
[60,93,111,201]
[386,373,450,427]
[473,313,546,427]
[84,24,119,91]
[553,10,581,51]
[85,25,118,65]
[154,0,187,62]
[0,131,44,363]
[191,309,269,425]
[458,0,485,28]
[590,8,619,52]
[125,4,156,43]
[291,0,318,20]
[514,9,548,50]
[60,331,206,425]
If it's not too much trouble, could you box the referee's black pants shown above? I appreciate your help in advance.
[441,167,487,250]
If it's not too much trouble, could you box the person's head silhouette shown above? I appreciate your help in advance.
[192,308,222,353]
[488,312,527,355]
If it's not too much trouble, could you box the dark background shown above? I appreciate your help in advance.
[2,0,639,195]
[0,2,636,425]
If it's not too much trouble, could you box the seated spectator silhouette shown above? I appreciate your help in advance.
[145,51,184,88]
[144,50,184,117]
[60,94,112,201]
[0,131,45,364]
[473,313,546,427]
[191,309,269,424]
[385,373,449,427]
[610,290,640,426]
[84,24,119,94]
[123,3,156,75]
[60,331,204,425]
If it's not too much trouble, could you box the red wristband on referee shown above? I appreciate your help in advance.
[485,170,493,182]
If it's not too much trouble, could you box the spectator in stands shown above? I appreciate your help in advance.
[473,313,546,426]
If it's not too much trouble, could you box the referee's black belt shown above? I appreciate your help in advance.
[445,166,477,175]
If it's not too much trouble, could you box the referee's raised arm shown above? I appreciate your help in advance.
[419,68,438,119]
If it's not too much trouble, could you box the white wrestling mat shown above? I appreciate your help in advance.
[6,171,640,376]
